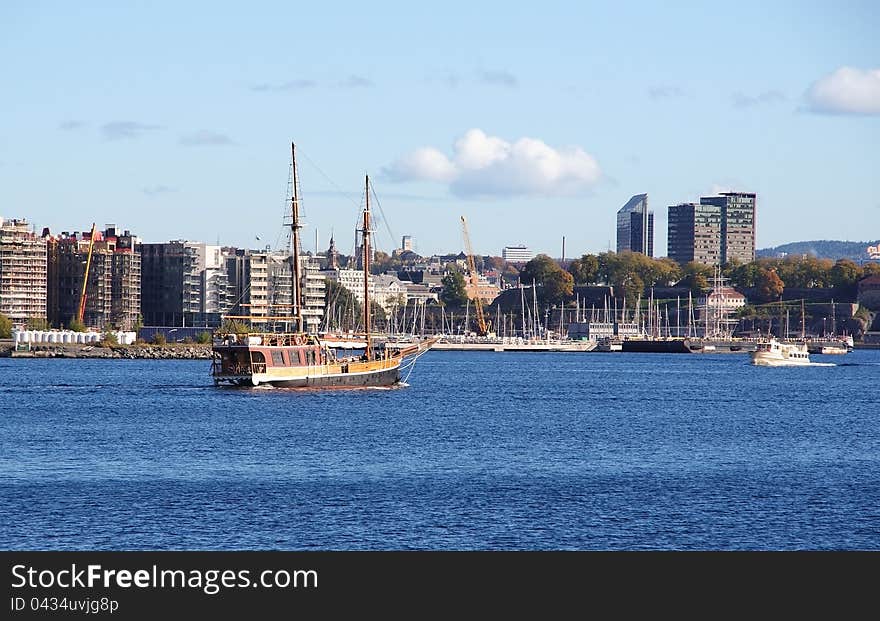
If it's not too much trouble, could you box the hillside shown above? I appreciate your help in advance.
[757,240,879,261]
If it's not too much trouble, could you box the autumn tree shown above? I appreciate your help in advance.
[754,268,784,303]
[567,254,599,284]
[830,259,861,297]
[520,255,573,306]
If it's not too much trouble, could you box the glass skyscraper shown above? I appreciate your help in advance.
[616,193,654,256]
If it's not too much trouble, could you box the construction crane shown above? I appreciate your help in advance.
[460,215,491,337]
[76,223,97,324]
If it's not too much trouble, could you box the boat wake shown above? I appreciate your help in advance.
[808,362,836,367]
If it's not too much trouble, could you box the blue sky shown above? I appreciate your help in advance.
[2,1,878,259]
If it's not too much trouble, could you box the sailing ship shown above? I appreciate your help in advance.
[211,143,436,388]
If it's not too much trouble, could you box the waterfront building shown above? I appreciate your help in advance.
[202,245,233,316]
[616,194,654,256]
[667,203,722,266]
[502,245,533,264]
[0,218,47,323]
[373,274,408,313]
[464,275,501,304]
[402,282,439,304]
[699,192,757,264]
[250,250,325,332]
[322,268,421,314]
[699,285,746,336]
[300,254,326,333]
[47,225,140,330]
[322,268,375,307]
[139,240,206,326]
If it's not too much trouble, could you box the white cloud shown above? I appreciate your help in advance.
[383,129,602,198]
[383,147,456,183]
[806,67,880,115]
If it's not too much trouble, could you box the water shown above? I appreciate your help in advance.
[1,350,878,550]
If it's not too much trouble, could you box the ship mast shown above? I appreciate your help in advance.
[362,175,373,360]
[290,142,304,333]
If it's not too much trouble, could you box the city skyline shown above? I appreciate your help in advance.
[1,2,878,259]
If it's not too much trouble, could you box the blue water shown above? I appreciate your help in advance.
[1,350,878,550]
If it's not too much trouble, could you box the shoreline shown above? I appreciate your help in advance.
[1,343,213,359]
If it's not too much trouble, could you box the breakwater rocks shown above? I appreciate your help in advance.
[4,343,213,359]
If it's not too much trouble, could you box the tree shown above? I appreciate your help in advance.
[325,279,362,330]
[543,269,574,306]
[861,263,880,279]
[369,301,387,325]
[196,331,212,344]
[27,317,50,330]
[520,255,575,306]
[440,270,469,307]
[567,254,599,284]
[0,313,12,338]
[100,331,119,347]
[617,272,645,304]
[485,256,507,272]
[755,268,785,303]
[151,332,167,346]
[519,255,561,287]
[678,262,713,295]
[371,251,394,275]
[728,261,761,288]
[67,318,87,332]
[220,319,251,335]
[830,259,861,295]
[642,256,681,287]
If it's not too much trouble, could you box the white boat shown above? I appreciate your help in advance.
[749,338,811,367]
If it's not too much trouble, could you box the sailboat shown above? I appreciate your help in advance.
[211,143,437,388]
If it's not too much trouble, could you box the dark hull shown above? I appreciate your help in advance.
[269,366,401,389]
[622,338,760,353]
[622,338,692,353]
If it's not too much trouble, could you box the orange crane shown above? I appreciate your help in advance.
[460,215,491,336]
[76,223,97,324]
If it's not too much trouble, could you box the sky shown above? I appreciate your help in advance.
[1,1,878,259]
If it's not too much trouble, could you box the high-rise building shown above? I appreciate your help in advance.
[616,194,654,256]
[300,255,325,333]
[46,225,140,329]
[667,203,722,266]
[667,192,757,266]
[699,192,756,264]
[139,240,205,326]
[502,245,533,263]
[201,245,232,316]
[401,235,413,253]
[243,249,324,333]
[0,218,47,323]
